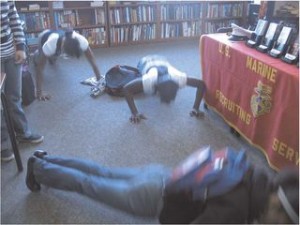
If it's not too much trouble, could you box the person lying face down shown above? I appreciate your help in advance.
[33,29,104,101]
[123,55,206,123]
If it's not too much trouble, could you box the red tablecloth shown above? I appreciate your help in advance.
[200,33,299,171]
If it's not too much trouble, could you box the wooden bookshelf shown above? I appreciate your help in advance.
[203,1,249,33]
[16,1,109,50]
[107,1,158,46]
[265,1,299,31]
[16,1,250,50]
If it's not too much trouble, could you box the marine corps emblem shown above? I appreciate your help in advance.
[251,81,272,117]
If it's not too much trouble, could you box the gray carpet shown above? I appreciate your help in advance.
[1,39,275,224]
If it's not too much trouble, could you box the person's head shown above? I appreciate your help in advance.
[62,30,82,58]
[155,66,179,104]
[259,168,299,224]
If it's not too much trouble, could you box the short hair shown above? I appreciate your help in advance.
[63,31,82,58]
[156,76,179,104]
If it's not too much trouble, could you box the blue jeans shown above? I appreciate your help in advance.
[1,56,31,147]
[33,156,171,217]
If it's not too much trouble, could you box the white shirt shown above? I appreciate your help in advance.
[142,65,187,94]
[42,31,89,57]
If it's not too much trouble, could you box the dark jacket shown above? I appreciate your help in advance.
[159,167,271,224]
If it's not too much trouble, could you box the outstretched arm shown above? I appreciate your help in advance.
[186,77,206,118]
[84,47,101,81]
[34,51,51,101]
[123,78,147,123]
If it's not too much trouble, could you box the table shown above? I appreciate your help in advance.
[200,33,299,171]
[1,72,23,171]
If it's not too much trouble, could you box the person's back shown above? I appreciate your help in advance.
[159,166,271,224]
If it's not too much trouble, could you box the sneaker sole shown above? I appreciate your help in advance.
[1,154,15,162]
[17,136,44,144]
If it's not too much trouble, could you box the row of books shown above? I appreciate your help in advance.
[110,24,156,43]
[206,3,243,18]
[160,21,201,39]
[109,5,155,24]
[19,12,51,31]
[52,1,104,9]
[25,33,39,46]
[80,28,106,45]
[53,9,106,29]
[160,4,203,21]
[203,20,239,34]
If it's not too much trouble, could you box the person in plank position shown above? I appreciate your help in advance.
[33,29,105,101]
[123,55,206,123]
[26,147,299,224]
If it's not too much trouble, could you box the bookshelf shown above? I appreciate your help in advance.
[203,1,249,33]
[265,1,299,31]
[107,1,158,46]
[16,1,109,50]
[159,2,204,40]
[16,1,51,48]
[16,1,250,50]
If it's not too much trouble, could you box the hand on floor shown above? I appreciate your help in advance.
[190,109,204,118]
[130,113,147,124]
[36,90,51,101]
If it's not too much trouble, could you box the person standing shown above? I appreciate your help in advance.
[1,0,43,161]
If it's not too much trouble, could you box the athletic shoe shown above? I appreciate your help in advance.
[17,134,44,144]
[33,150,48,159]
[1,149,15,162]
[26,157,41,192]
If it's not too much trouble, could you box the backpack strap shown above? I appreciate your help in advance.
[55,34,64,56]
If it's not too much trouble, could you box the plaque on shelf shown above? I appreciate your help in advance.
[246,19,269,48]
[281,34,299,64]
[269,26,293,58]
[257,22,278,53]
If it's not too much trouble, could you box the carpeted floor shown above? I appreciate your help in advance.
[1,39,275,224]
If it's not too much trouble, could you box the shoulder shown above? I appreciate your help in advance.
[42,33,60,56]
[72,31,89,51]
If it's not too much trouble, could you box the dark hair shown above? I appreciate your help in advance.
[156,76,179,104]
[273,168,299,223]
[63,31,82,58]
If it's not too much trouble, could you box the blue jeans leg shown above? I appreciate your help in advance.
[1,57,31,138]
[33,157,170,217]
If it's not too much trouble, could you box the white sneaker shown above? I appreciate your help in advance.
[1,149,15,162]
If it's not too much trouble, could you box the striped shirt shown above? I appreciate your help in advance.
[0,0,25,59]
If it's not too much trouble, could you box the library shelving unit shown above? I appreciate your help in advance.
[203,1,249,34]
[16,1,51,49]
[16,1,250,50]
[107,1,158,46]
[52,1,108,48]
[265,1,299,31]
[158,1,204,41]
[15,1,109,51]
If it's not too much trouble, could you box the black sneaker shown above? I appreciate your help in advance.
[33,150,48,159]
[1,149,15,162]
[17,134,44,144]
[26,157,41,192]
